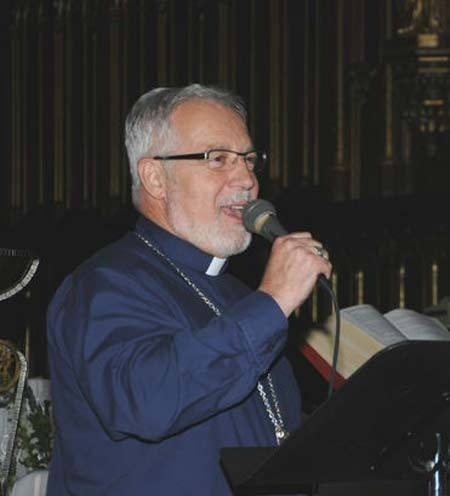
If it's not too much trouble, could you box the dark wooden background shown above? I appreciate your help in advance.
[1,0,449,387]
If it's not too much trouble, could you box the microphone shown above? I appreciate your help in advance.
[242,199,287,241]
[244,199,340,398]
[242,199,331,290]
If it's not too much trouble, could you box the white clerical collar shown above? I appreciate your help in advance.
[205,257,227,276]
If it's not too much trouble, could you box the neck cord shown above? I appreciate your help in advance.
[134,231,288,445]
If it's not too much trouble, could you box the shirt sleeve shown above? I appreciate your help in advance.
[48,265,288,441]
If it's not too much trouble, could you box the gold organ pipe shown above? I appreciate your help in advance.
[109,1,121,199]
[385,64,393,161]
[230,0,237,90]
[218,1,229,84]
[313,0,320,185]
[356,270,364,304]
[432,262,439,306]
[53,11,64,203]
[139,0,147,92]
[281,0,288,187]
[157,3,168,84]
[91,14,98,207]
[65,3,73,209]
[302,0,309,179]
[11,10,19,210]
[385,0,393,165]
[399,264,406,308]
[21,8,29,214]
[336,0,344,167]
[187,2,194,83]
[37,4,45,205]
[249,0,256,138]
[81,0,89,206]
[121,0,129,203]
[198,6,205,82]
[269,0,281,181]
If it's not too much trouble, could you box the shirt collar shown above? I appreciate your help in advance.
[134,216,228,276]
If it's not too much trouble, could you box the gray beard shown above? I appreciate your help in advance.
[166,197,252,258]
[168,209,252,258]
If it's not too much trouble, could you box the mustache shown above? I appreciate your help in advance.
[220,192,254,207]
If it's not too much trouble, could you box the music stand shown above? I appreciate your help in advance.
[221,340,450,495]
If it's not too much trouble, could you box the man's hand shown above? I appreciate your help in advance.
[258,232,332,317]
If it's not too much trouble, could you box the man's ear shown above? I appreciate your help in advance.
[138,158,167,200]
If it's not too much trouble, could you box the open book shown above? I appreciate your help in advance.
[299,304,450,388]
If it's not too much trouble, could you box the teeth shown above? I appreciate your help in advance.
[230,205,244,210]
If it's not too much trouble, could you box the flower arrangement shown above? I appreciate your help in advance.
[16,383,53,471]
[5,381,54,491]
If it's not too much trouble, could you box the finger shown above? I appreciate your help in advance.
[278,237,329,259]
[282,232,313,240]
[322,260,333,278]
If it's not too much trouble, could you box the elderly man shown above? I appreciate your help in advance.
[47,84,331,495]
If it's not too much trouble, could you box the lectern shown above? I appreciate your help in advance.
[221,340,450,495]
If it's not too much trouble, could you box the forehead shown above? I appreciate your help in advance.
[169,99,251,149]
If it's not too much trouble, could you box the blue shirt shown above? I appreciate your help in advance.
[47,216,302,495]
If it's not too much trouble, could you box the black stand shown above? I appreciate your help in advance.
[221,340,450,495]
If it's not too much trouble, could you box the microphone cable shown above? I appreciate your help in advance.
[242,199,342,399]
[316,276,341,399]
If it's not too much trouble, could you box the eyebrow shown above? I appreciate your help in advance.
[204,144,255,152]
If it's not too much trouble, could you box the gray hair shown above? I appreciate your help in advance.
[124,83,248,207]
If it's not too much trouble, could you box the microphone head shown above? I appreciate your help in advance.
[242,199,277,236]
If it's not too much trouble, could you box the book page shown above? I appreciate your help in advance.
[303,305,400,379]
[341,304,406,346]
[384,309,450,341]
[302,304,434,380]
[312,320,385,379]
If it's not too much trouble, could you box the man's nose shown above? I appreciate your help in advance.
[229,156,257,188]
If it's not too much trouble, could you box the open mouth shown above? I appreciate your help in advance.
[221,204,246,220]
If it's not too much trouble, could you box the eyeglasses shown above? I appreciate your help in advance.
[153,148,267,174]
